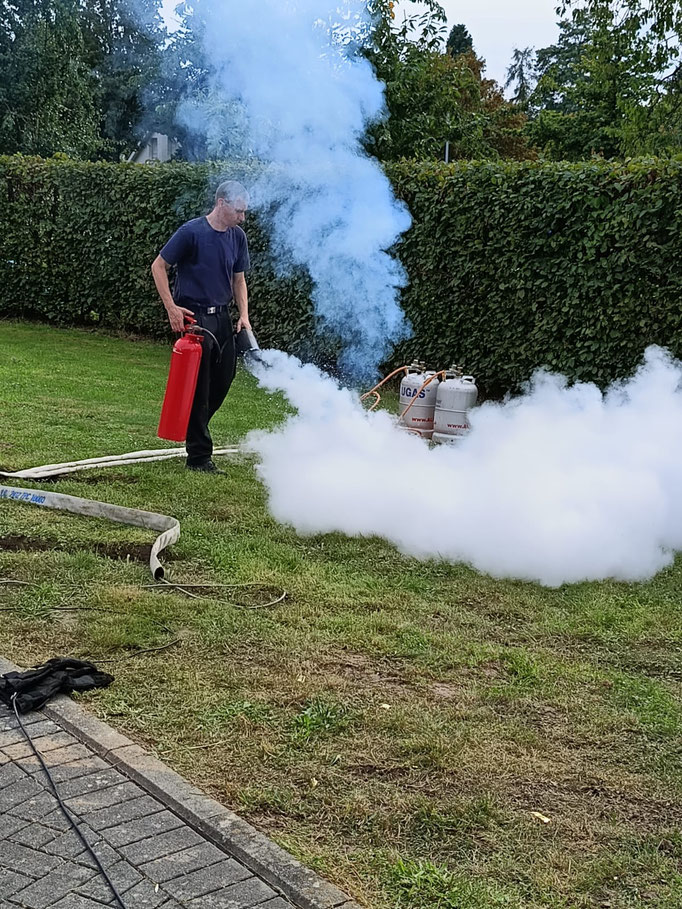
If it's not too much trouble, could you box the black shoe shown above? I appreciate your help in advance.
[186,459,224,474]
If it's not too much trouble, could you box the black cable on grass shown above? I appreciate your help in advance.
[93,638,181,664]
[11,694,127,909]
[0,596,181,664]
[147,579,287,609]
[0,578,288,610]
[0,578,288,660]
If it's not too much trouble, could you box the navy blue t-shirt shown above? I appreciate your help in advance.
[159,217,250,307]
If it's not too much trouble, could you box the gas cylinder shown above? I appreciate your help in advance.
[157,328,204,442]
[399,362,439,438]
[432,366,478,443]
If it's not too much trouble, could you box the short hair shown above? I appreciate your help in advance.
[215,180,249,207]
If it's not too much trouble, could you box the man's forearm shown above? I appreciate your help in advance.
[234,278,249,323]
[151,257,175,311]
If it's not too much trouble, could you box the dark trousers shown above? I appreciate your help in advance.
[185,308,236,466]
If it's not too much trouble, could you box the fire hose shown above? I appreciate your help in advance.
[0,447,239,579]
[0,446,240,481]
[0,446,287,611]
[0,445,290,621]
[0,481,178,581]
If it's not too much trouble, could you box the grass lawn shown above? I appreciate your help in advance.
[1,319,682,909]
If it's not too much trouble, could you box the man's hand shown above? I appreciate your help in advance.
[166,303,195,333]
[236,316,252,333]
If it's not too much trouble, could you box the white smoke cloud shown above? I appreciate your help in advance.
[170,3,682,586]
[245,347,682,586]
[180,0,411,378]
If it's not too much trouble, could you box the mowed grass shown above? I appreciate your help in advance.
[1,320,682,909]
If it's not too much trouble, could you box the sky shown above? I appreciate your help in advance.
[437,0,559,86]
[160,0,560,91]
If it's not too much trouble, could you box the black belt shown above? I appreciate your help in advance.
[192,305,228,315]
[181,301,229,315]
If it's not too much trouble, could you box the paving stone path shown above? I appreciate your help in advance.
[0,701,293,909]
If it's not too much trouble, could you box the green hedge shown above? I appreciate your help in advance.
[1,154,681,393]
[0,155,315,350]
[390,157,682,393]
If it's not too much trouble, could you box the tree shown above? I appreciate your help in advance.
[528,2,677,159]
[446,23,473,58]
[505,47,537,107]
[362,1,531,161]
[561,0,682,74]
[158,0,531,164]
[80,0,166,160]
[0,0,101,158]
[0,0,166,160]
[149,0,249,161]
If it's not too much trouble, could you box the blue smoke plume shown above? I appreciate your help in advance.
[176,0,411,379]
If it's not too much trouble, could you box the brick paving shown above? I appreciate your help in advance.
[0,702,294,909]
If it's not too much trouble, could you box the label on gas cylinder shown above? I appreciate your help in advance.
[401,385,427,399]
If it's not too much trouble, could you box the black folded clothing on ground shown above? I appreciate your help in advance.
[0,657,114,713]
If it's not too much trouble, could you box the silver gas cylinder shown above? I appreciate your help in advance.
[399,362,439,438]
[432,366,478,443]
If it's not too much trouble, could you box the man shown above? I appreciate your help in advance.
[152,180,252,473]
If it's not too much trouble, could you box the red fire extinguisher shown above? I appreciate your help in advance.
[157,324,204,442]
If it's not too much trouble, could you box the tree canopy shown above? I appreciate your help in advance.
[522,0,682,159]
[6,0,682,165]
[505,47,537,108]
[446,23,473,58]
[0,0,100,158]
[0,0,165,160]
[361,1,531,161]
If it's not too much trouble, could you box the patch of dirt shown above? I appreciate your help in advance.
[320,651,413,689]
[507,774,681,833]
[0,534,154,563]
[347,762,415,780]
[430,682,461,699]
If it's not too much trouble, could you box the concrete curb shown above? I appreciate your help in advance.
[0,657,361,909]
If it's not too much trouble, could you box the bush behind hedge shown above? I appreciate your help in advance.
[1,154,681,394]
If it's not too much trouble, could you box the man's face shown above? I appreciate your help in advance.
[220,197,247,227]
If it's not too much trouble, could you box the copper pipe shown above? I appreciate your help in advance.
[399,371,446,422]
[360,365,410,402]
[363,390,382,411]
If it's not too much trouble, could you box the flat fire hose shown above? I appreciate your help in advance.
[0,446,239,479]
[0,446,240,579]
[0,483,178,580]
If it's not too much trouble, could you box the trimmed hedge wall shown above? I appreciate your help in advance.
[0,156,315,350]
[1,154,681,393]
[391,158,682,393]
